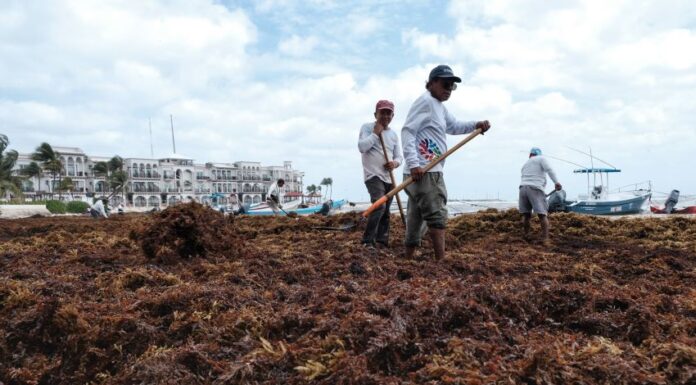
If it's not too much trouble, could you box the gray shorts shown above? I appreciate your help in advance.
[404,172,447,246]
[519,185,548,215]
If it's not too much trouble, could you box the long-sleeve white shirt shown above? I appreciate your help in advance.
[520,155,559,190]
[358,123,403,183]
[401,91,476,173]
[267,181,282,201]
[91,200,108,218]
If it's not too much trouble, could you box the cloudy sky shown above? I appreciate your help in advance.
[1,0,694,201]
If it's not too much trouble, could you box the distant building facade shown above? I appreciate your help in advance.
[13,146,304,207]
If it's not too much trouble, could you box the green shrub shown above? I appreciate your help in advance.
[66,201,90,214]
[46,200,66,214]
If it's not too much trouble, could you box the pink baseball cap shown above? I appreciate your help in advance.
[375,100,394,112]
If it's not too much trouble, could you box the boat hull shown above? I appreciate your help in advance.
[248,199,303,212]
[567,194,650,215]
[650,205,696,214]
[246,199,345,216]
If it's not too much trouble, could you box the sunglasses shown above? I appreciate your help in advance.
[441,80,458,91]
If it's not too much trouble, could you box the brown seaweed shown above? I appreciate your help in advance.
[0,207,695,384]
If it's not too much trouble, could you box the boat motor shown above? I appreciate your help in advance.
[547,189,568,213]
[664,189,680,214]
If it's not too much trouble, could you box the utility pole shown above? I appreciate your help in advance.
[149,118,154,157]
[170,114,176,154]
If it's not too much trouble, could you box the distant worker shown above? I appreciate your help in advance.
[401,64,491,259]
[358,99,403,248]
[266,178,285,215]
[230,189,239,210]
[319,199,334,216]
[90,198,109,218]
[519,147,562,244]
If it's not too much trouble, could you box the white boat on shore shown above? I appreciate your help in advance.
[565,168,651,215]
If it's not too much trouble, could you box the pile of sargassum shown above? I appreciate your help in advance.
[0,203,694,384]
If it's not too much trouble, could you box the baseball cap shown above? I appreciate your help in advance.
[530,147,542,156]
[428,64,462,83]
[375,100,394,112]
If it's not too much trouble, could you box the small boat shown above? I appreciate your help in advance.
[568,192,651,215]
[650,205,696,214]
[648,190,696,214]
[248,198,303,212]
[566,168,651,215]
[246,199,346,216]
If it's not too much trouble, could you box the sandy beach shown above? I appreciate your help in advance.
[0,204,51,219]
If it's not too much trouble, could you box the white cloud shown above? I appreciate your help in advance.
[347,16,379,37]
[605,29,696,73]
[1,0,695,201]
[278,35,319,56]
[402,28,455,59]
[0,1,256,97]
[527,92,578,116]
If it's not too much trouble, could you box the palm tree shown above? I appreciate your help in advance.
[0,134,22,200]
[92,161,110,195]
[92,156,124,198]
[325,177,333,199]
[108,169,129,204]
[21,161,43,195]
[108,155,124,173]
[31,142,63,197]
[320,177,333,200]
[58,177,75,199]
[305,184,320,204]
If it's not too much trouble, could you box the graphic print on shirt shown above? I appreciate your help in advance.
[418,138,442,161]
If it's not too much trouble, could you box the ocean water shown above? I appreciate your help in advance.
[339,192,696,218]
[338,200,516,217]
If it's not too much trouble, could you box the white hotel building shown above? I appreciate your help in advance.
[13,146,304,208]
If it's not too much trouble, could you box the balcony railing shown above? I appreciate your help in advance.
[132,172,161,179]
[130,187,161,193]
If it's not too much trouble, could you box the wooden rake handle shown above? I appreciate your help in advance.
[362,128,483,218]
[377,132,406,224]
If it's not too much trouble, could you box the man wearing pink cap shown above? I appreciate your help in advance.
[358,100,403,248]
